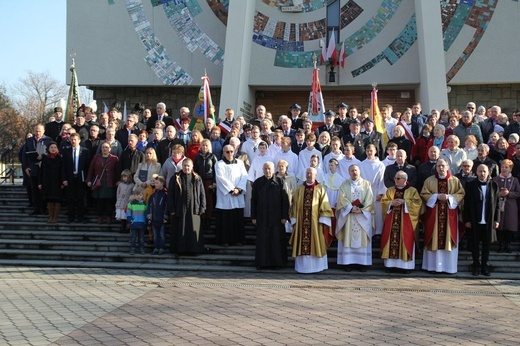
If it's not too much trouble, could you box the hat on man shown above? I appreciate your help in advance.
[290,104,301,110]
[54,107,63,113]
[337,103,348,109]
[494,124,504,133]
[477,105,486,113]
[466,102,476,109]
[324,110,335,117]
[363,118,374,124]
[350,119,361,125]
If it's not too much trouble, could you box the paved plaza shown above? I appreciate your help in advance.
[1,267,520,345]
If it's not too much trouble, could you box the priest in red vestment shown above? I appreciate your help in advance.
[381,170,423,272]
[420,158,465,273]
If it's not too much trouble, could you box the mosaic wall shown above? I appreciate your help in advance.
[112,0,498,84]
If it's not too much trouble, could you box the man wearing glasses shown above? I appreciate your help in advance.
[381,171,423,273]
[215,145,248,247]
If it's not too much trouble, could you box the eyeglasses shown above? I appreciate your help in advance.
[467,107,475,109]
[225,150,234,153]
[394,177,404,180]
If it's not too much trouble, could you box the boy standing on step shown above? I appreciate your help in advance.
[126,187,147,255]
[147,176,168,255]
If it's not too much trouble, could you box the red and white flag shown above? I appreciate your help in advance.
[339,41,346,68]
[327,28,337,66]
[307,66,325,123]
[398,120,416,145]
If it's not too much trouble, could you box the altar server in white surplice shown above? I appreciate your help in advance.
[359,144,387,235]
[335,164,374,271]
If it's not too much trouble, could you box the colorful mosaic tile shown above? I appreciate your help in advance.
[162,2,224,65]
[340,0,364,29]
[261,0,324,13]
[443,1,472,50]
[446,0,497,82]
[274,50,321,68]
[125,0,192,85]
[206,0,228,25]
[351,14,417,77]
[253,33,304,52]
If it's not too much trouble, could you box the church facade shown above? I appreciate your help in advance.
[67,0,520,119]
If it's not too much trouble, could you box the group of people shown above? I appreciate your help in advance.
[20,100,520,275]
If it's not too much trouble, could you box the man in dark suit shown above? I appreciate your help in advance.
[361,118,384,157]
[45,107,65,142]
[279,116,296,139]
[146,102,174,133]
[384,149,417,188]
[341,119,367,160]
[116,113,141,150]
[289,104,303,130]
[472,144,499,178]
[463,164,499,276]
[221,108,235,128]
[21,124,53,215]
[316,110,344,139]
[334,103,350,133]
[455,159,477,188]
[62,133,90,223]
[291,129,307,155]
[157,125,184,165]
[417,146,439,192]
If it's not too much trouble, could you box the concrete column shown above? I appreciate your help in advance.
[414,0,448,111]
[218,0,256,121]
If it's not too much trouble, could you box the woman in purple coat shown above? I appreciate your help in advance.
[493,159,520,253]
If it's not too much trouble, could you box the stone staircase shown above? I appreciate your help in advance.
[0,184,519,278]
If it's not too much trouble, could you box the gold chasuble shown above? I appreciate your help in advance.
[290,182,333,258]
[421,174,464,251]
[380,185,422,261]
[335,179,374,248]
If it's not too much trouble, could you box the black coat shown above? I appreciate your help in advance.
[384,163,417,188]
[463,179,499,233]
[193,152,218,181]
[61,146,90,183]
[38,154,64,201]
[251,175,289,267]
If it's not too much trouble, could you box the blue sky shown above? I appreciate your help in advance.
[0,0,66,88]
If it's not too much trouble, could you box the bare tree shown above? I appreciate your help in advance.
[11,71,68,124]
[0,87,32,156]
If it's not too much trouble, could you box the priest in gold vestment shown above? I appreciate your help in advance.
[381,171,423,272]
[420,159,465,273]
[289,167,334,273]
[335,164,374,271]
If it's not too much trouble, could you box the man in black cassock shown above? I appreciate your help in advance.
[251,161,290,269]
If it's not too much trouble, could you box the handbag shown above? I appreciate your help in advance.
[92,168,106,191]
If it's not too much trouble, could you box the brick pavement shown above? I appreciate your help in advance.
[1,267,520,345]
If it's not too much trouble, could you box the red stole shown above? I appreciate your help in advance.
[381,185,415,260]
[423,174,458,249]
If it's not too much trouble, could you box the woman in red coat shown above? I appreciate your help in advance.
[87,141,119,224]
[187,129,203,161]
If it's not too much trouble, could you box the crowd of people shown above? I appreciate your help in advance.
[19,100,520,275]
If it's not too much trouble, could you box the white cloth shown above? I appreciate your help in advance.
[322,172,346,208]
[359,158,387,235]
[298,148,323,177]
[267,142,282,158]
[385,118,398,139]
[297,166,324,184]
[247,154,273,182]
[337,156,361,179]
[382,157,396,167]
[385,244,415,270]
[294,255,328,274]
[323,152,345,173]
[215,159,248,210]
[273,150,299,176]
[335,180,373,266]
[242,138,263,163]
